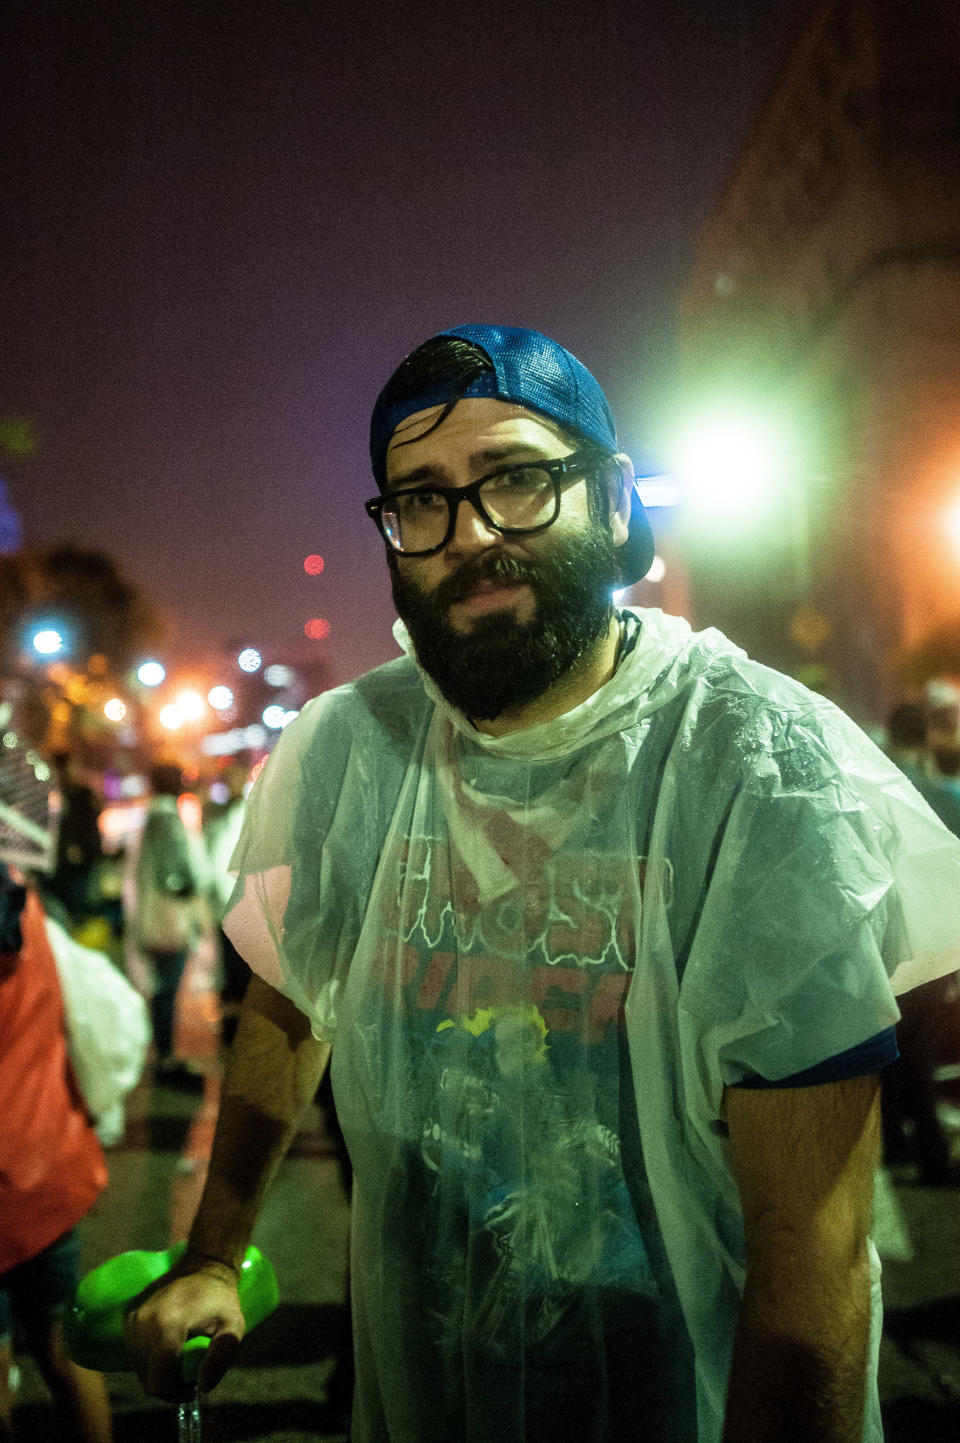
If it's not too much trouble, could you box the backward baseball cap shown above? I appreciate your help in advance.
[369,323,655,586]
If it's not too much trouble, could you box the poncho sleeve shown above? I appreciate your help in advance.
[222,695,332,1028]
[676,698,960,1094]
[223,661,427,1039]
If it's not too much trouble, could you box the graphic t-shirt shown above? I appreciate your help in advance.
[328,640,886,1439]
[332,764,696,1440]
[226,607,960,1443]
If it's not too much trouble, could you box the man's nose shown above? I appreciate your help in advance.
[446,493,501,556]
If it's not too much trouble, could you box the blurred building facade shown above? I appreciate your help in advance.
[678,0,960,721]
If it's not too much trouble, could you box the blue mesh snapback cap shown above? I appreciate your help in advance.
[370,323,655,586]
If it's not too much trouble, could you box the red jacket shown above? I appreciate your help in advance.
[0,890,107,1274]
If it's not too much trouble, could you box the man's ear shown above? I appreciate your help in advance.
[609,454,634,548]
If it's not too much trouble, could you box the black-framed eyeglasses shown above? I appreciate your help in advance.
[365,448,612,557]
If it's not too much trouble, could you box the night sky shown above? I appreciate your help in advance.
[3,0,804,686]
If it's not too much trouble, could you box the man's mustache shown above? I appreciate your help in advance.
[435,550,538,607]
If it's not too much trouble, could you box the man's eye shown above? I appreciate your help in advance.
[488,467,549,491]
[397,490,444,515]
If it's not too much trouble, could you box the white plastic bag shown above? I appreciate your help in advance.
[45,916,150,1137]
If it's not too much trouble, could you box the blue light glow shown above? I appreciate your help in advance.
[32,628,64,656]
[137,660,166,687]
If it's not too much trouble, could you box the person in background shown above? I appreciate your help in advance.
[46,752,104,929]
[202,764,250,1049]
[0,766,113,1442]
[883,702,960,1185]
[127,762,208,1085]
[885,701,960,835]
[931,741,960,802]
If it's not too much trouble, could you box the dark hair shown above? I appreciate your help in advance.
[378,336,495,463]
[886,703,927,749]
[381,335,492,408]
[380,335,614,530]
[150,762,184,797]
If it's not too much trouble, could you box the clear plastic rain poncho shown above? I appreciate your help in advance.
[225,608,960,1443]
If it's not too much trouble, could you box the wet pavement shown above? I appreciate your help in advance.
[9,954,960,1441]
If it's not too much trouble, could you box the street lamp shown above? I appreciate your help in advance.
[31,627,65,656]
[137,660,166,687]
[669,399,810,595]
[671,405,793,532]
[176,690,206,723]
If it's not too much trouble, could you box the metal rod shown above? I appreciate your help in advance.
[177,1394,202,1442]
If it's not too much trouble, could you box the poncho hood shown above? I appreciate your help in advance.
[392,607,742,760]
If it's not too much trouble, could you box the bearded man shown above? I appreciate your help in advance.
[127,325,960,1443]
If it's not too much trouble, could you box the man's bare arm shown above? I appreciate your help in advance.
[722,1073,881,1443]
[125,974,330,1398]
[185,973,331,1270]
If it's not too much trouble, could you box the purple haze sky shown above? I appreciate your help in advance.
[2,0,803,687]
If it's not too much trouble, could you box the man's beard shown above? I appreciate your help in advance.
[390,524,621,721]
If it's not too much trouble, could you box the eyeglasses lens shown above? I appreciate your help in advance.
[382,468,557,554]
[481,471,556,529]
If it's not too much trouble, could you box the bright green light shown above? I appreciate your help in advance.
[671,405,793,531]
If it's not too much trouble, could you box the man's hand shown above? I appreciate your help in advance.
[124,1257,246,1402]
[123,976,330,1402]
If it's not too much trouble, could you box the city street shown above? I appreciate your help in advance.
[5,5,960,1439]
[10,954,960,1442]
